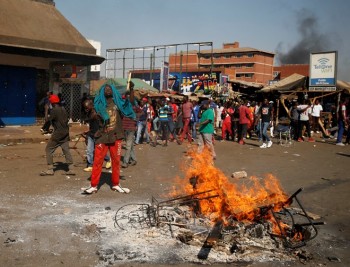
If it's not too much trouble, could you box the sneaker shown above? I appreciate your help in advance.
[129,160,137,166]
[105,161,112,169]
[40,128,45,133]
[308,138,315,142]
[260,143,267,148]
[267,140,273,148]
[83,166,93,172]
[112,185,130,194]
[336,142,345,146]
[121,162,128,168]
[297,138,304,142]
[82,186,98,194]
[40,169,54,176]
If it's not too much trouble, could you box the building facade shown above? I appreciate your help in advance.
[169,42,275,86]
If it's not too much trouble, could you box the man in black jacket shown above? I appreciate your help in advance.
[40,94,74,176]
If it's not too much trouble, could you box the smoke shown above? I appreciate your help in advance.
[276,9,331,65]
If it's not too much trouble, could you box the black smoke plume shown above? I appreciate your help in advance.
[277,9,331,64]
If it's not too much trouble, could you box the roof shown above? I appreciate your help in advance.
[199,47,275,55]
[0,0,104,65]
[228,79,264,89]
[337,80,350,94]
[258,74,306,93]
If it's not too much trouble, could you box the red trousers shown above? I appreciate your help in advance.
[181,118,192,143]
[221,120,232,139]
[91,140,121,188]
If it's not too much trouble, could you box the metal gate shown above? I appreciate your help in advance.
[60,83,82,122]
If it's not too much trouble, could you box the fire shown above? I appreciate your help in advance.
[169,148,291,233]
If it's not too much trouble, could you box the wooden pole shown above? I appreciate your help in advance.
[126,72,132,91]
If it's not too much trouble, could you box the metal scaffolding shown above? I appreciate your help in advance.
[105,42,213,81]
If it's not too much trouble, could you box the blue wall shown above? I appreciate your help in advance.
[0,65,37,126]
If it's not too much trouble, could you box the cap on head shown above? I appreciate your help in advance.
[201,100,209,105]
[142,97,148,102]
[49,94,60,104]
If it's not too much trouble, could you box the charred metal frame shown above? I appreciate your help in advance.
[114,188,324,250]
[269,188,325,248]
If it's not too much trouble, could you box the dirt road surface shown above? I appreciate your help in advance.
[0,127,349,267]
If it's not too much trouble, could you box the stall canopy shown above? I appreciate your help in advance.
[258,73,306,93]
[90,78,158,96]
[336,80,350,94]
[228,79,263,89]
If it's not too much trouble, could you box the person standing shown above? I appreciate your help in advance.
[40,94,74,176]
[297,100,315,142]
[311,99,323,134]
[179,95,193,144]
[197,100,216,160]
[256,98,273,148]
[135,97,150,145]
[336,97,349,146]
[238,100,251,145]
[121,91,140,168]
[82,99,111,172]
[82,82,135,194]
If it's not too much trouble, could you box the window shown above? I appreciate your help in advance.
[245,74,253,78]
[234,53,242,58]
[224,54,231,58]
[245,63,254,68]
[247,53,254,58]
[235,64,242,69]
[213,54,221,59]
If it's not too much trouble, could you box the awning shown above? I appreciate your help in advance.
[258,73,306,93]
[337,80,350,94]
[228,79,264,89]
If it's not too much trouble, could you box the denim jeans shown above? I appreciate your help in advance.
[337,120,345,143]
[86,135,110,167]
[262,121,270,142]
[191,121,197,139]
[123,130,136,164]
[135,120,149,144]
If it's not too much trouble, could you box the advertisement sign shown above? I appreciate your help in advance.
[309,51,337,89]
[160,61,169,91]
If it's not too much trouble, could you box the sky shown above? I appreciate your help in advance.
[55,0,350,81]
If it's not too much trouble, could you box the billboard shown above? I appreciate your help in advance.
[309,51,337,91]
[160,61,169,91]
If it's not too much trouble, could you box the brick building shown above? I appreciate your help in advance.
[169,42,275,85]
[273,64,309,80]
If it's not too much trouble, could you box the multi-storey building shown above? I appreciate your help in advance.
[169,42,275,85]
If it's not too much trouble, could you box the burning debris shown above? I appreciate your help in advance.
[113,149,324,263]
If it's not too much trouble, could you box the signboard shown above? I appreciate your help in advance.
[160,61,169,91]
[309,86,336,92]
[309,51,337,89]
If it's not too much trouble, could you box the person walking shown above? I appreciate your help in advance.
[256,98,273,148]
[40,94,75,176]
[238,100,251,145]
[82,81,135,194]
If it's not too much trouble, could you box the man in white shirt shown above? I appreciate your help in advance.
[297,100,315,142]
[311,99,323,133]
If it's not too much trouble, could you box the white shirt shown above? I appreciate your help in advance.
[297,104,311,121]
[311,104,323,117]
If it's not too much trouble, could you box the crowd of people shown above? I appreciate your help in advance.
[39,82,350,194]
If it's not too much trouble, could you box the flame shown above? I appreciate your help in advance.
[169,148,291,233]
